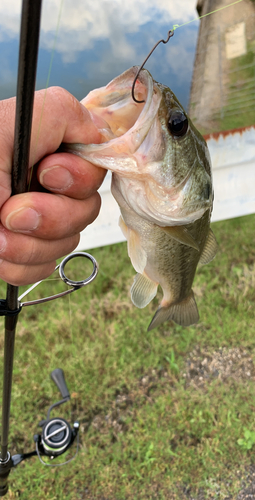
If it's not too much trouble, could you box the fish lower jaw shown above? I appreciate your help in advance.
[131,205,209,227]
[118,187,211,227]
[113,174,211,227]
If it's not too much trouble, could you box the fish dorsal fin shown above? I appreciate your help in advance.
[119,216,147,273]
[199,228,218,265]
[161,226,200,251]
[147,290,199,331]
[131,273,158,309]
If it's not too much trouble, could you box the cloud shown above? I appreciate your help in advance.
[0,0,198,105]
[0,0,21,41]
[0,0,198,60]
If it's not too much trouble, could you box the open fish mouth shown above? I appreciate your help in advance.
[80,66,157,147]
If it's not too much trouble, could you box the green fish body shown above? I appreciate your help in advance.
[63,67,217,330]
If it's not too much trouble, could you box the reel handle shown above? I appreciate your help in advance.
[50,369,70,400]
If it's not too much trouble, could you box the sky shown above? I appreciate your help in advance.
[0,0,199,110]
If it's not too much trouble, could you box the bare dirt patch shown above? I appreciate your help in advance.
[182,346,255,389]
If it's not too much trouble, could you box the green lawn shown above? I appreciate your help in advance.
[2,213,255,499]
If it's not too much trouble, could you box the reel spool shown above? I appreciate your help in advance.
[11,368,79,468]
[41,418,73,457]
[34,368,79,465]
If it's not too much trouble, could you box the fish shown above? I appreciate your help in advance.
[62,66,217,330]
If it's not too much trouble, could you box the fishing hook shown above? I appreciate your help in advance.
[131,29,175,104]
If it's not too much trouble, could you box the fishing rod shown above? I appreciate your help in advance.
[0,1,98,495]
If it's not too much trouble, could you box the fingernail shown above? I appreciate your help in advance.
[6,208,40,232]
[0,233,7,253]
[39,166,73,190]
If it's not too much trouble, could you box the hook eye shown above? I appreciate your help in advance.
[59,252,98,287]
[19,252,99,307]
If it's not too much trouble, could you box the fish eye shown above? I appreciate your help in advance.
[168,110,188,137]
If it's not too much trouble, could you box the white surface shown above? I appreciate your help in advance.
[208,126,255,222]
[76,126,255,251]
[77,172,124,251]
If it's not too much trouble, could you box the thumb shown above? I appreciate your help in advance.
[0,86,101,208]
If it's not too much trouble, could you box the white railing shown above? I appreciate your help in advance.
[77,125,255,251]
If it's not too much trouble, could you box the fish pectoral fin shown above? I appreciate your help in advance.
[199,228,218,265]
[161,226,200,251]
[131,273,158,309]
[119,216,147,274]
[147,290,199,331]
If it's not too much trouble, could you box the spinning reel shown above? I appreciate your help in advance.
[0,0,99,494]
[11,368,79,468]
[0,250,98,495]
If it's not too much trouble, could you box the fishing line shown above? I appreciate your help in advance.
[27,0,244,311]
[172,0,243,31]
[30,0,244,168]
[25,0,244,328]
[28,0,64,190]
[26,0,79,384]
[132,0,244,102]
[33,0,245,146]
[28,0,77,361]
[68,293,74,346]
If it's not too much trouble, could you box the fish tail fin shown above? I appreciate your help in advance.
[147,290,199,331]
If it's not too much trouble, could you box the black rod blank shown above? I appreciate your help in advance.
[12,0,43,195]
[0,0,42,494]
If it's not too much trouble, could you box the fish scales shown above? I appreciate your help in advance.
[62,66,217,330]
[122,209,210,295]
[119,202,211,330]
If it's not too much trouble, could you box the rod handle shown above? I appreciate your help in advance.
[50,369,70,400]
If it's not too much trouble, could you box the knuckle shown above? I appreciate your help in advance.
[47,86,83,118]
[22,239,38,265]
[90,192,102,219]
[66,234,80,252]
[47,86,71,101]
[2,262,56,287]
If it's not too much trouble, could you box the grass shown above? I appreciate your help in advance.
[1,213,255,498]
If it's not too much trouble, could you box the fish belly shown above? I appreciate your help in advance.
[115,174,210,330]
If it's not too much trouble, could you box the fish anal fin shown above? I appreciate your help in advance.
[148,290,199,331]
[131,273,158,309]
[161,226,199,251]
[119,216,147,274]
[199,228,218,265]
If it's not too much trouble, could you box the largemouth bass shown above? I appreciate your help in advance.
[63,67,217,330]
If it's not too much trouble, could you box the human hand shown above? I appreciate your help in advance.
[0,87,106,286]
